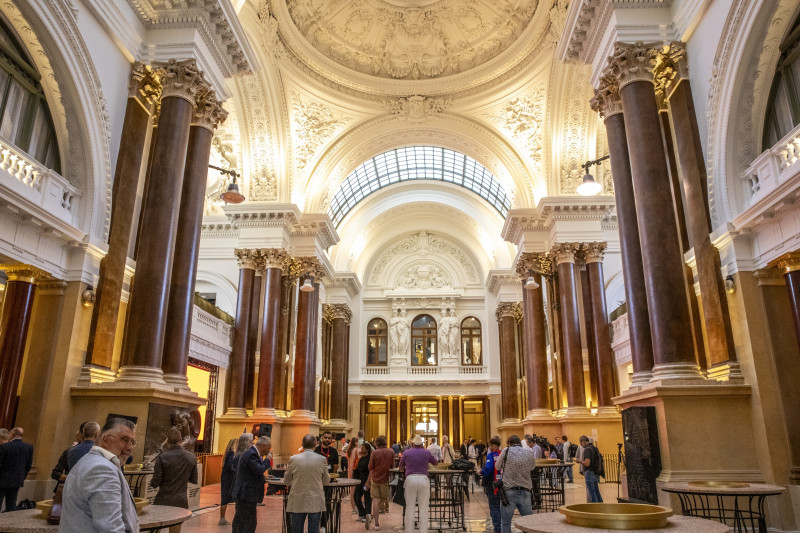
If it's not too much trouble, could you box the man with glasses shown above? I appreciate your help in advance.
[60,417,139,532]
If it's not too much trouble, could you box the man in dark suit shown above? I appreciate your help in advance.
[0,427,34,512]
[231,436,271,533]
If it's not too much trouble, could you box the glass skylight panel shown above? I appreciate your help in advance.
[329,146,510,226]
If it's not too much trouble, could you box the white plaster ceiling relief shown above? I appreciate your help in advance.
[382,95,452,124]
[285,0,538,80]
[395,263,453,291]
[235,73,277,201]
[291,94,349,171]
[556,64,598,195]
[487,89,546,170]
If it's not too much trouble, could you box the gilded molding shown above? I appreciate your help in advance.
[653,41,690,97]
[608,42,661,89]
[192,89,228,132]
[234,248,259,270]
[0,264,53,284]
[768,251,800,273]
[550,242,581,265]
[495,301,518,320]
[590,73,623,120]
[583,242,607,264]
[513,302,524,324]
[152,59,208,105]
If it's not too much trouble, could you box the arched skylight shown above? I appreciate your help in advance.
[328,146,511,226]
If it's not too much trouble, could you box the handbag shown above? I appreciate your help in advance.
[392,476,406,507]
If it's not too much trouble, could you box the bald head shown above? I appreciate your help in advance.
[9,428,23,439]
[301,434,317,450]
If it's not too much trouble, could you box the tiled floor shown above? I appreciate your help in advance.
[181,480,621,532]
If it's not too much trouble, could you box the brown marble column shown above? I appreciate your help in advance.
[517,255,551,416]
[255,249,287,414]
[497,302,521,420]
[0,267,41,429]
[657,42,739,378]
[225,250,257,416]
[584,243,617,409]
[328,304,352,421]
[580,264,599,405]
[245,272,262,410]
[275,273,293,410]
[551,243,588,413]
[162,89,227,387]
[292,259,324,414]
[118,59,207,383]
[591,76,655,385]
[610,42,702,381]
[86,63,158,376]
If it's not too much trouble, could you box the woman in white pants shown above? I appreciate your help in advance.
[398,435,438,533]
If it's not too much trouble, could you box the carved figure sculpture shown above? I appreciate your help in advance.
[390,309,410,357]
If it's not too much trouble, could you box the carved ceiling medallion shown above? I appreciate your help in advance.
[285,0,538,80]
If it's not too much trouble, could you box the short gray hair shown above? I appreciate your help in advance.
[256,436,271,447]
[101,418,135,436]
[302,434,317,449]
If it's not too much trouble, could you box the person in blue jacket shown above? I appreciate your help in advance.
[480,436,502,533]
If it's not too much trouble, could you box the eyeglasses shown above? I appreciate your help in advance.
[115,435,137,447]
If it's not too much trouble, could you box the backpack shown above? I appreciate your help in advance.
[590,445,605,478]
[568,443,578,458]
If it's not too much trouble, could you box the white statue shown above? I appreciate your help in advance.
[439,309,459,359]
[390,309,409,357]
[447,309,461,359]
[438,311,451,356]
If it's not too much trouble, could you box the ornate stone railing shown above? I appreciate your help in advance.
[408,366,441,375]
[0,137,81,227]
[362,366,389,375]
[458,366,487,375]
[743,122,800,205]
[189,304,233,368]
[360,364,487,380]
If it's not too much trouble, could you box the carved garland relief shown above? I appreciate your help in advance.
[369,231,477,285]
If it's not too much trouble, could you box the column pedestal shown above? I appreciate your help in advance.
[216,410,252,454]
[497,419,524,442]
[279,411,321,464]
[560,411,622,452]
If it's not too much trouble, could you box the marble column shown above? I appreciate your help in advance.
[0,267,42,429]
[118,59,207,383]
[86,63,158,378]
[255,249,287,415]
[584,243,617,410]
[162,89,227,388]
[245,272,262,410]
[591,74,655,385]
[292,259,324,415]
[609,42,702,382]
[496,302,520,420]
[328,304,352,421]
[551,243,588,414]
[580,263,599,404]
[517,254,551,416]
[657,42,740,379]
[225,250,257,416]
[275,273,293,410]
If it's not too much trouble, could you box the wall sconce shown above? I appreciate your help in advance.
[81,286,96,307]
[524,276,540,290]
[725,275,735,294]
[578,155,610,196]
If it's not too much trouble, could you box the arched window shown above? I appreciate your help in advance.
[411,314,437,366]
[367,318,388,366]
[762,14,800,150]
[461,317,482,365]
[0,16,61,172]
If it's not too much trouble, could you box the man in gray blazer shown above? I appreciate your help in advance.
[284,434,330,533]
[59,418,139,533]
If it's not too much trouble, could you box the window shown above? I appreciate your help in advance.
[328,146,511,226]
[411,314,437,366]
[763,14,800,150]
[461,317,482,365]
[0,16,61,172]
[367,317,388,366]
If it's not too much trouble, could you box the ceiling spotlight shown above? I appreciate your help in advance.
[299,278,314,292]
[525,276,540,290]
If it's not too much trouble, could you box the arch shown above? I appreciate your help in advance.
[366,316,388,366]
[460,316,482,366]
[195,270,238,316]
[411,314,438,366]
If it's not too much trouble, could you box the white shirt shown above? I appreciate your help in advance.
[468,444,477,460]
[428,443,441,461]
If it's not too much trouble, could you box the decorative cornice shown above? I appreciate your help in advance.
[550,242,581,265]
[291,214,339,251]
[583,242,607,263]
[234,249,259,270]
[502,198,616,244]
[0,264,54,284]
[152,59,208,105]
[590,73,623,120]
[486,270,521,295]
[128,61,160,107]
[191,88,228,131]
[223,204,300,230]
[495,301,518,320]
[327,273,362,298]
[608,41,661,89]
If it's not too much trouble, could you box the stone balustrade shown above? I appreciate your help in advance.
[359,364,487,381]
[743,122,800,204]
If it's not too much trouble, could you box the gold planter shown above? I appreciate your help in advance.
[36,497,151,518]
[559,503,673,529]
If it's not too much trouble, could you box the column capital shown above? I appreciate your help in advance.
[550,242,581,265]
[152,59,209,105]
[128,61,161,108]
[768,251,800,273]
[0,264,52,284]
[583,242,607,264]
[234,249,259,270]
[590,73,623,121]
[607,41,661,89]
[653,41,689,96]
[495,301,518,321]
[191,88,228,132]
[324,303,352,324]
[516,252,554,278]
[258,248,289,270]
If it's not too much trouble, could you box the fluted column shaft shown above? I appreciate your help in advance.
[119,60,205,381]
[497,305,520,420]
[256,253,286,411]
[612,43,700,380]
[553,244,587,411]
[162,91,226,384]
[585,245,616,407]
[329,306,351,420]
[226,255,255,414]
[521,272,549,413]
[0,271,38,428]
[86,63,155,369]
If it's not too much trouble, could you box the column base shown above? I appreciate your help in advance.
[596,406,620,416]
[222,407,248,418]
[497,418,524,442]
[252,407,279,419]
[563,406,592,417]
[649,362,704,385]
[116,365,166,385]
[629,371,654,388]
[706,361,745,383]
[163,373,191,392]
[77,365,116,385]
[524,408,557,420]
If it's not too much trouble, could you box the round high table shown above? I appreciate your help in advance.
[661,481,785,533]
[0,505,193,532]
[514,512,730,533]
[123,468,154,498]
[390,467,469,531]
[269,477,359,533]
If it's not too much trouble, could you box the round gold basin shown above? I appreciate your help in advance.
[559,503,673,529]
[37,497,150,518]
[687,480,750,488]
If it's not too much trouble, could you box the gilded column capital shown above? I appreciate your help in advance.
[516,252,554,278]
[513,302,523,324]
[327,303,352,323]
[128,61,161,108]
[495,301,517,321]
[608,41,661,90]
[653,41,689,97]
[234,249,259,270]
[297,256,326,280]
[152,59,208,105]
[550,242,581,265]
[258,248,288,270]
[583,242,607,264]
[768,251,800,273]
[192,88,228,132]
[0,264,53,284]
[590,73,624,120]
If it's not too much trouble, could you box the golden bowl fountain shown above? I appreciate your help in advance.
[560,503,673,529]
[36,497,150,518]
[688,480,750,488]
